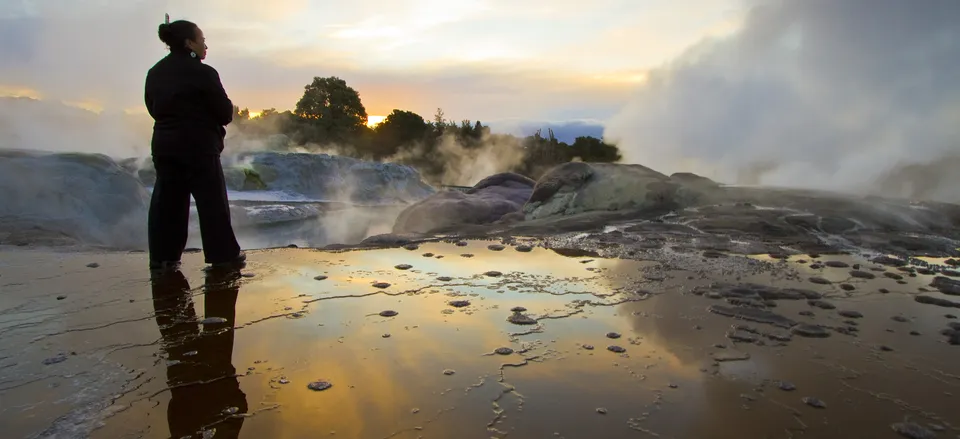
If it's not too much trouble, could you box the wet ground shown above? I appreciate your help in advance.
[1,242,959,439]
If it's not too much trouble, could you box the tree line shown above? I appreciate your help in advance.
[231,76,622,183]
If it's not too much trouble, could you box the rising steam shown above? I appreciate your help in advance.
[604,0,960,202]
[384,132,528,187]
[0,97,152,158]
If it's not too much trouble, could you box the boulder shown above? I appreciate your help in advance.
[393,172,535,234]
[523,162,703,220]
[0,150,149,247]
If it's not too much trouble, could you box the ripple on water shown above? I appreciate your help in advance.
[713,351,750,362]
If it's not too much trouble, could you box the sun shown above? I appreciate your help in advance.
[367,115,386,128]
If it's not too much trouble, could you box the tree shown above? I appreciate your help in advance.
[226,76,624,182]
[372,109,429,158]
[571,136,622,162]
[473,120,488,137]
[294,76,368,144]
[236,107,250,120]
[432,107,456,135]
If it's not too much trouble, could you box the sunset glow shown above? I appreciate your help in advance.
[366,115,386,127]
[0,0,751,121]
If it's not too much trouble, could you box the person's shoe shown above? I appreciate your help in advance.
[209,251,246,270]
[149,260,182,272]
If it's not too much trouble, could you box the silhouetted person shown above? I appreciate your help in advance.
[145,17,245,271]
[151,268,248,438]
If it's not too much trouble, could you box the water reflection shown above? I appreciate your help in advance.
[11,243,956,438]
[151,269,248,438]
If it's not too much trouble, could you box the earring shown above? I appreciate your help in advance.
[190,51,197,58]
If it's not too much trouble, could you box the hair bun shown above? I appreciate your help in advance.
[157,23,172,44]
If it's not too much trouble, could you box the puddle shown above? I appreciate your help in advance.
[0,242,958,438]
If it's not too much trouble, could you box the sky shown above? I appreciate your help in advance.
[0,0,742,122]
[1,0,959,201]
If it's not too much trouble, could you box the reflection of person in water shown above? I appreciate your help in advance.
[151,268,248,438]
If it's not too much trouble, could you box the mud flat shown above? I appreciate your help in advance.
[1,242,959,439]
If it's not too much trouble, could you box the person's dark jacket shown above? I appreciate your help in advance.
[144,51,234,156]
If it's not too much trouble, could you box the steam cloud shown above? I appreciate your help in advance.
[384,132,528,187]
[0,98,152,158]
[604,0,960,202]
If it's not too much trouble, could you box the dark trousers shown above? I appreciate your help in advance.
[148,155,241,264]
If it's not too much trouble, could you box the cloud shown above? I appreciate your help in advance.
[604,0,960,202]
[0,0,745,124]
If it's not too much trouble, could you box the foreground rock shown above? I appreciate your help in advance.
[393,172,535,234]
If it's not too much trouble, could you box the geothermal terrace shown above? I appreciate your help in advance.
[1,151,959,438]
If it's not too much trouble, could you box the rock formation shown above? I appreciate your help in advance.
[523,162,705,220]
[237,152,435,203]
[393,173,535,234]
[0,150,149,247]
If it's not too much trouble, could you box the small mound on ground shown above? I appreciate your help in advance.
[393,172,535,234]
[523,163,705,220]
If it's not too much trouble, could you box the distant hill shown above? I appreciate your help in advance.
[488,119,605,143]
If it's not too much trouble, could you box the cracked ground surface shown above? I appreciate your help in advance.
[1,240,959,439]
